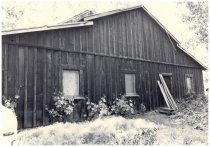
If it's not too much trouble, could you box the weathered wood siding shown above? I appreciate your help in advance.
[91,9,202,67]
[2,7,204,129]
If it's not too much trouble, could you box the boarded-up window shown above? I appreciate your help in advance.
[125,74,136,95]
[63,70,79,96]
[186,76,193,93]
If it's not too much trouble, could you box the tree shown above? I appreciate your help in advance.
[2,5,24,30]
[182,2,208,49]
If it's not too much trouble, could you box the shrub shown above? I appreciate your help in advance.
[45,92,74,122]
[111,95,134,117]
[2,94,20,111]
[184,90,196,99]
[86,95,110,121]
[139,103,146,115]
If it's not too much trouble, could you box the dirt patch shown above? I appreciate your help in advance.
[132,95,208,145]
[156,126,208,145]
[172,95,208,130]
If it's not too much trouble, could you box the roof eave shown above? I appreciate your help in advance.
[84,5,143,21]
[2,21,93,35]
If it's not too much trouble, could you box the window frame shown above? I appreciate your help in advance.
[61,65,84,97]
[185,74,194,93]
[125,73,136,96]
[121,69,138,97]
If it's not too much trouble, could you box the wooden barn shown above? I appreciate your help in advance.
[2,5,206,129]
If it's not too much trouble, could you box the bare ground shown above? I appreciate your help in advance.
[132,95,208,145]
[133,111,208,145]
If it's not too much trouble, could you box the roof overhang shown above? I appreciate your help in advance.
[84,5,180,44]
[2,21,93,35]
[177,44,207,70]
[84,5,143,21]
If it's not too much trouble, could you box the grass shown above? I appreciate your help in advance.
[16,113,208,145]
[16,116,157,145]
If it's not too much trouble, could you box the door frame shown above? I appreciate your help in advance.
[161,73,173,93]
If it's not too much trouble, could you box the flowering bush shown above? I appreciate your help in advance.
[111,95,134,117]
[45,92,74,122]
[2,94,20,112]
[86,95,110,121]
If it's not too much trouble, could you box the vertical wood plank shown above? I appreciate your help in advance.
[24,47,28,128]
[148,71,151,110]
[15,44,19,98]
[4,43,8,97]
[58,51,62,91]
[87,55,91,100]
[33,48,37,127]
[154,64,158,109]
[79,69,84,96]
[42,49,47,125]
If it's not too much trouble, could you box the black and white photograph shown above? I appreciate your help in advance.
[1,0,209,145]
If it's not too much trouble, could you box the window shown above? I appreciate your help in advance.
[62,70,79,96]
[125,74,136,95]
[185,74,193,93]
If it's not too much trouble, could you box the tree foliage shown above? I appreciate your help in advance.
[2,5,24,30]
[182,2,208,49]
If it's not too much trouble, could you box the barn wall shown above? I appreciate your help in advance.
[2,7,205,129]
[3,8,202,69]
[2,42,204,128]
[91,9,202,68]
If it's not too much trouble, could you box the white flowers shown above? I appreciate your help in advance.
[64,106,73,115]
[5,101,10,107]
[15,95,20,99]
[46,93,75,121]
[2,95,20,112]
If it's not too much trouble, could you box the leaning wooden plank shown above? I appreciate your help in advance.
[157,80,171,108]
[159,76,175,109]
[159,74,175,108]
[159,74,178,109]
[159,75,175,109]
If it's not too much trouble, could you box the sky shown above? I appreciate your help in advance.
[2,0,189,39]
[1,0,208,66]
